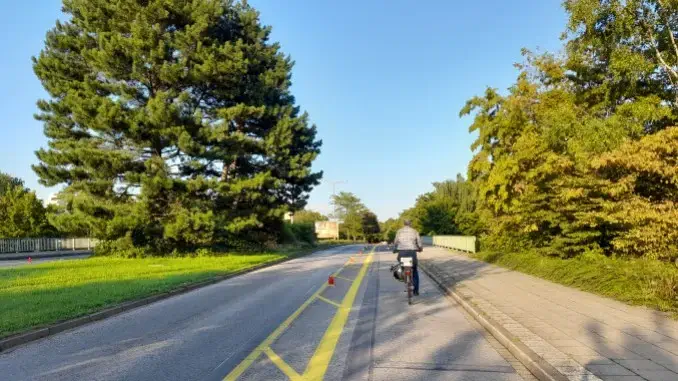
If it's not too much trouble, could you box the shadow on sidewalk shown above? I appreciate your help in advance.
[581,318,678,380]
[366,254,522,380]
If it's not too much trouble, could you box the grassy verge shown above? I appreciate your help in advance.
[474,250,678,317]
[0,243,342,339]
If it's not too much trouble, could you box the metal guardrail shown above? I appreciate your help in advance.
[0,237,97,254]
[432,235,477,253]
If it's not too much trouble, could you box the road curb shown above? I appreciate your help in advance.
[0,250,91,261]
[0,246,345,353]
[420,262,569,381]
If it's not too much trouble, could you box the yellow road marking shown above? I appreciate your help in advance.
[303,247,375,380]
[223,245,376,380]
[264,347,302,380]
[334,275,354,282]
[316,295,341,308]
[223,265,346,381]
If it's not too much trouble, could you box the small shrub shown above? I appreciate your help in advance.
[287,222,316,245]
[279,223,299,245]
[93,237,153,258]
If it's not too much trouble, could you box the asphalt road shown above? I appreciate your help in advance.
[0,254,90,268]
[0,245,529,380]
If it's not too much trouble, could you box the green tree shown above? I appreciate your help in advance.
[293,209,328,224]
[341,211,363,241]
[564,0,678,133]
[381,218,402,243]
[0,173,53,238]
[32,0,321,252]
[587,127,678,260]
[361,211,380,242]
[330,192,365,220]
[455,0,678,259]
[396,175,478,236]
[0,173,25,194]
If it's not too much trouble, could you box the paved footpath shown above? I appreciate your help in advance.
[420,246,678,381]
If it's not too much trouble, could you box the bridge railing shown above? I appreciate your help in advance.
[431,235,477,253]
[0,237,98,254]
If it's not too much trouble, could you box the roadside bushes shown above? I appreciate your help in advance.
[280,222,316,245]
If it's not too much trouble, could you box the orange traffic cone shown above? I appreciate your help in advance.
[328,275,335,286]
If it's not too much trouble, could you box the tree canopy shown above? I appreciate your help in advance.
[395,175,478,237]
[0,173,53,238]
[292,209,328,224]
[32,0,321,252]
[400,0,678,261]
[330,191,365,221]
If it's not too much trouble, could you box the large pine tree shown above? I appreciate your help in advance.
[33,0,322,251]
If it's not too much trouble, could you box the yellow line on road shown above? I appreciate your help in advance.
[223,253,362,381]
[264,347,302,380]
[316,295,341,308]
[223,267,346,380]
[334,275,354,282]
[303,246,375,380]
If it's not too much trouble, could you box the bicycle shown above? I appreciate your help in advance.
[400,257,414,305]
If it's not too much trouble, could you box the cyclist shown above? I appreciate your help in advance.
[393,220,423,296]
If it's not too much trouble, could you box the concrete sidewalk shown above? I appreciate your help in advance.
[419,246,678,381]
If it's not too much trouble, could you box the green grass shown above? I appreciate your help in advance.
[474,250,678,317]
[0,244,336,339]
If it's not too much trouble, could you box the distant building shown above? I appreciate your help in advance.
[315,221,339,239]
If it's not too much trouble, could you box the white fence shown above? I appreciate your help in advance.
[0,238,98,254]
[432,235,477,253]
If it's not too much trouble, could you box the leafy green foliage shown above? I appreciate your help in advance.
[380,218,402,243]
[399,2,678,263]
[475,249,678,316]
[340,211,364,241]
[457,3,678,261]
[361,211,381,243]
[0,173,24,195]
[395,175,478,237]
[589,127,678,260]
[292,209,328,224]
[32,0,321,253]
[0,173,54,238]
[281,222,316,245]
[330,191,365,220]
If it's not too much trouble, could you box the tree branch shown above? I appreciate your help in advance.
[648,30,678,80]
[657,0,678,68]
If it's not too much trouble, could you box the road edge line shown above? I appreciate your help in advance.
[0,245,349,353]
[419,262,570,381]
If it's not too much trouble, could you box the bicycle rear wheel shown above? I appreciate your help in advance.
[406,270,412,305]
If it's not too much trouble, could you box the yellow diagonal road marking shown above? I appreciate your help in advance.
[223,246,376,381]
[264,347,302,380]
[303,247,374,380]
[334,275,354,282]
[223,266,347,381]
[316,295,341,308]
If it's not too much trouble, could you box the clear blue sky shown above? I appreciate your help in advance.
[0,0,566,220]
